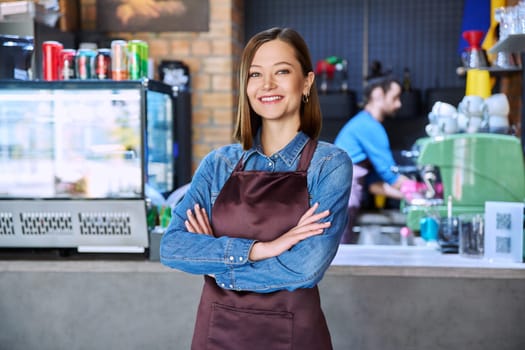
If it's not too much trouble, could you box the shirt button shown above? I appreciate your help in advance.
[229,284,233,288]
[268,162,273,167]
[238,257,243,261]
[229,256,234,261]
[221,283,225,287]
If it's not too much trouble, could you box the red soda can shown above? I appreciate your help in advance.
[60,49,76,80]
[111,40,128,81]
[95,48,111,79]
[42,41,63,81]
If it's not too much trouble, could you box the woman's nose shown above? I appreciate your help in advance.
[262,76,274,89]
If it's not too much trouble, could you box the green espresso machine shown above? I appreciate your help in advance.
[404,133,525,231]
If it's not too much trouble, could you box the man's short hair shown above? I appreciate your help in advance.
[363,75,401,104]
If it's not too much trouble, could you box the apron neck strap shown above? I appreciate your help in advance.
[296,138,317,172]
[234,138,318,172]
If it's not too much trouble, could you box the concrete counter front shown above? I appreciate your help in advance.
[1,246,524,350]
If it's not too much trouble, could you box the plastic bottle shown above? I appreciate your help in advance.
[402,67,412,92]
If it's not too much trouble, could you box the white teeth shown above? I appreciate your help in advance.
[260,96,282,102]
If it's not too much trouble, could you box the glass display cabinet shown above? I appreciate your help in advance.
[0,79,191,252]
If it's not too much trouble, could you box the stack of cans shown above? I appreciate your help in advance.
[41,39,149,81]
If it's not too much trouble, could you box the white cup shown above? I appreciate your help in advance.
[438,115,458,134]
[456,112,469,132]
[431,101,457,118]
[466,115,483,133]
[425,123,439,137]
[458,95,485,117]
[489,115,509,128]
[485,93,510,117]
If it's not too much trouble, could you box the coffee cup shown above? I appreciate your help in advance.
[425,123,440,137]
[485,93,509,117]
[489,114,509,128]
[431,101,457,118]
[466,115,483,133]
[489,115,510,134]
[437,115,458,134]
[456,112,469,132]
[458,95,485,117]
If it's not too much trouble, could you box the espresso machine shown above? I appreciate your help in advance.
[403,133,525,232]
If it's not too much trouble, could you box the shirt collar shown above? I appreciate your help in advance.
[245,130,310,167]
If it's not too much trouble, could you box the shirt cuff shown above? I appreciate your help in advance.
[224,237,254,266]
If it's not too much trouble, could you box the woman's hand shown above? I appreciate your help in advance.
[185,204,214,236]
[249,203,330,261]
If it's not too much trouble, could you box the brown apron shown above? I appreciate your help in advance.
[191,139,332,350]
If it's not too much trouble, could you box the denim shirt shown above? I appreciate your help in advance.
[160,131,352,293]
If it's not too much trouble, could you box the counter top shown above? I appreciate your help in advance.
[1,245,524,279]
[330,244,525,279]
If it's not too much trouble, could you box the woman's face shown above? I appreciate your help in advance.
[246,39,313,125]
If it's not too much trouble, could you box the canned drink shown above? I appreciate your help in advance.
[42,41,63,81]
[75,49,95,80]
[111,40,128,80]
[140,41,149,78]
[127,40,145,79]
[95,48,111,79]
[60,49,76,80]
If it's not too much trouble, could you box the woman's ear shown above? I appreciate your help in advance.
[304,71,315,95]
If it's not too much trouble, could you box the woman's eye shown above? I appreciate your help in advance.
[248,72,260,78]
[277,69,290,75]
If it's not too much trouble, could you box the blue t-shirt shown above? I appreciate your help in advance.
[334,110,399,185]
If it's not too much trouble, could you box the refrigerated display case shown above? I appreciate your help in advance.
[0,79,191,251]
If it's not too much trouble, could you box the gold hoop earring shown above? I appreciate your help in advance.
[302,94,309,104]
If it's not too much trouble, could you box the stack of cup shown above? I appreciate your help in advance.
[457,95,487,133]
[425,101,458,136]
[484,93,510,134]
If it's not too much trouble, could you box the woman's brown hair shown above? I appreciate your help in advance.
[233,27,322,150]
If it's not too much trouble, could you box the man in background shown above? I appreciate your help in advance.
[335,76,410,244]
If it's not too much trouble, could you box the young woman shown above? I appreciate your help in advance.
[160,27,352,349]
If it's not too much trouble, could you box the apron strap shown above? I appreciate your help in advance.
[297,138,318,172]
[234,138,318,172]
[233,154,246,172]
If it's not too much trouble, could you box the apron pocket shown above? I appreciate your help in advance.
[207,302,293,350]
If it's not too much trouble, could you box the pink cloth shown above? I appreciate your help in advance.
[348,164,369,208]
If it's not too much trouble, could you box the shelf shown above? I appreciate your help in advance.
[455,66,522,77]
[488,33,525,53]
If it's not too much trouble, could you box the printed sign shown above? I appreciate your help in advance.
[484,201,524,262]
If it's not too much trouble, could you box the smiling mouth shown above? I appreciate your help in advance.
[259,95,283,102]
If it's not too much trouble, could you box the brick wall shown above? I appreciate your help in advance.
[80,0,244,175]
